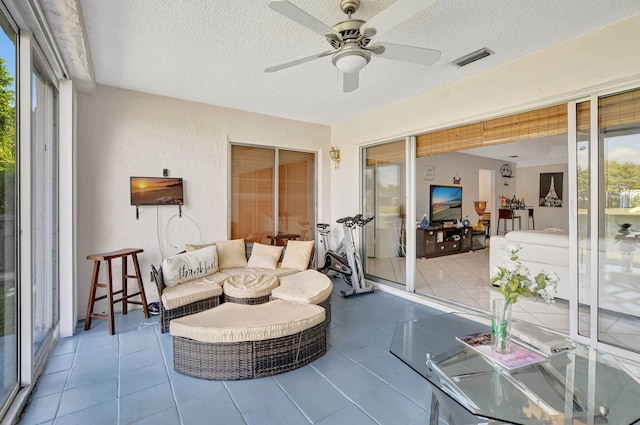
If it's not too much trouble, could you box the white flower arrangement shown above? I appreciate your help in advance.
[490,243,559,306]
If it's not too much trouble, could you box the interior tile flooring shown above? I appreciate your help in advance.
[366,241,640,353]
[19,282,490,425]
[367,245,571,333]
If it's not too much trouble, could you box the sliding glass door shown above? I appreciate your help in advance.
[31,64,59,361]
[363,140,407,285]
[0,12,17,411]
[576,88,640,354]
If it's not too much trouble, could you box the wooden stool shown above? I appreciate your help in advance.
[84,248,150,335]
[497,208,521,235]
[528,208,535,230]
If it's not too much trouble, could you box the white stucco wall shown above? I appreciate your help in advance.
[76,85,330,317]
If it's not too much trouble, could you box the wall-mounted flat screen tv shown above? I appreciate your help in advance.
[130,177,184,206]
[430,185,462,224]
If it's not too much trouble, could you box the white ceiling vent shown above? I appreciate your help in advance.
[451,48,493,67]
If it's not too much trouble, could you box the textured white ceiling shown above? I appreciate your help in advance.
[68,0,640,125]
[462,135,567,168]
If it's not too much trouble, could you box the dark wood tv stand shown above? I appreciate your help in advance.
[416,226,472,258]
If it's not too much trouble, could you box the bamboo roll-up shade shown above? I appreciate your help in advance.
[365,140,405,167]
[416,104,568,157]
[576,101,590,132]
[599,88,640,130]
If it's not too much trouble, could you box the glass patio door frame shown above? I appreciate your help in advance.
[569,89,640,364]
[17,28,60,393]
[359,136,416,292]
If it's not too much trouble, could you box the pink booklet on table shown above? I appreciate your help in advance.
[457,332,546,370]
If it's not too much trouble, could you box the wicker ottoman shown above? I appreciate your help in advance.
[223,273,279,304]
[170,300,326,380]
[271,269,333,326]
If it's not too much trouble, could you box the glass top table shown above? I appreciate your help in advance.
[390,312,640,425]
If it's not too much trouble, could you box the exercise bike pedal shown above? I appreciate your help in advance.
[340,286,375,298]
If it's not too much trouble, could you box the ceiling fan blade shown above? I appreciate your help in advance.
[362,0,437,37]
[343,72,359,93]
[370,42,441,65]
[269,1,340,38]
[265,51,334,73]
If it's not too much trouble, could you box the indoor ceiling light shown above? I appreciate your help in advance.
[332,47,371,74]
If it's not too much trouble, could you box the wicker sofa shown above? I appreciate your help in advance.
[151,238,331,380]
[170,299,327,380]
[151,239,322,333]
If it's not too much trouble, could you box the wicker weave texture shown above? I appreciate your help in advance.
[318,297,331,326]
[223,294,270,305]
[173,321,327,380]
[161,296,221,333]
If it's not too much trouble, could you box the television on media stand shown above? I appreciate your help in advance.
[429,185,462,226]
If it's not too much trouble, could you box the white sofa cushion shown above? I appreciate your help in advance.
[169,299,325,343]
[490,233,570,300]
[162,245,218,287]
[247,242,283,270]
[184,242,216,252]
[505,228,569,248]
[215,239,248,269]
[223,274,280,298]
[281,240,314,271]
[271,269,333,304]
[220,267,299,277]
[161,272,226,310]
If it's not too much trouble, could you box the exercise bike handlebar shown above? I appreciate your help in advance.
[335,215,375,227]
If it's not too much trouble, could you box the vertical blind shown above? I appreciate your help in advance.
[231,145,315,244]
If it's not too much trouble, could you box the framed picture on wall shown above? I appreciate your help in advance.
[539,172,563,207]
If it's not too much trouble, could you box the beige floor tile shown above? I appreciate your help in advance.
[367,249,639,343]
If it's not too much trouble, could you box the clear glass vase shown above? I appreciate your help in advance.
[491,299,512,354]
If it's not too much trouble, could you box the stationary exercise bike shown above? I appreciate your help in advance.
[317,214,375,297]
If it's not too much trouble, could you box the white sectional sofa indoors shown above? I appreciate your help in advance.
[490,229,640,318]
[490,229,570,300]
[151,238,324,333]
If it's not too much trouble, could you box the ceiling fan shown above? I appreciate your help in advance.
[265,0,441,92]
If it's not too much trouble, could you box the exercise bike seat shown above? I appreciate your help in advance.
[316,223,330,230]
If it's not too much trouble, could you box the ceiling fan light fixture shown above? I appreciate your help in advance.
[332,47,370,73]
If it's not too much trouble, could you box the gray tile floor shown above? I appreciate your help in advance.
[18,279,482,425]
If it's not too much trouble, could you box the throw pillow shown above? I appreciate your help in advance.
[281,240,314,271]
[162,245,218,287]
[215,239,248,269]
[185,242,215,252]
[247,243,284,270]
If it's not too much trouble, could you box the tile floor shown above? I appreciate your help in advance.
[366,244,640,352]
[367,246,571,334]
[19,280,487,425]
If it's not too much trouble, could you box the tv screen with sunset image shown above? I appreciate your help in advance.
[429,185,462,224]
[130,177,184,205]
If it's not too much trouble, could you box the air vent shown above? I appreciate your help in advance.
[451,48,493,67]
